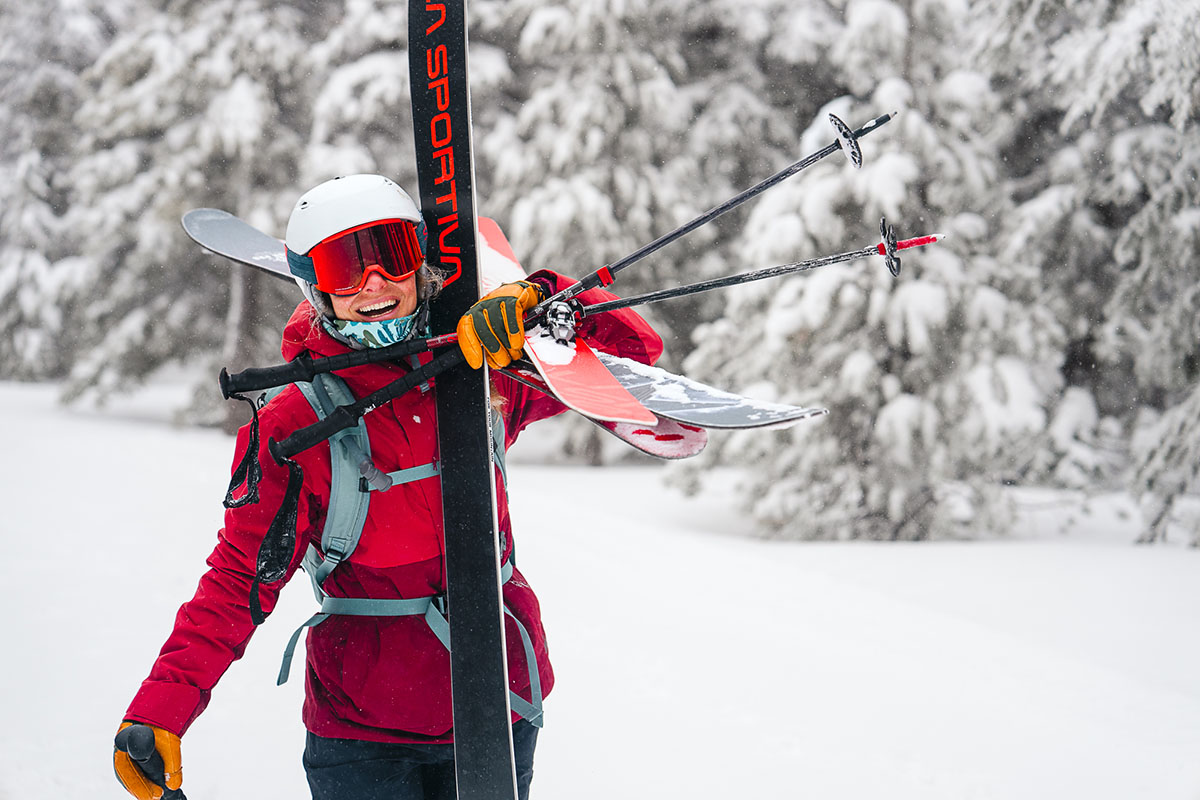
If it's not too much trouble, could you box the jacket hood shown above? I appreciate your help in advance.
[281,301,349,362]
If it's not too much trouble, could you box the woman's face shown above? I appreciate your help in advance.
[329,270,419,322]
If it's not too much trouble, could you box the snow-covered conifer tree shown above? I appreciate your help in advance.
[976,0,1200,543]
[676,0,1065,539]
[476,0,796,337]
[296,0,516,215]
[60,1,321,425]
[299,1,417,189]
[0,0,143,379]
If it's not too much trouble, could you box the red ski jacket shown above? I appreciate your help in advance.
[124,271,662,743]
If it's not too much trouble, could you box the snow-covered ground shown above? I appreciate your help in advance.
[2,380,1198,800]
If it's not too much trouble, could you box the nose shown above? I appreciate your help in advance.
[360,266,389,291]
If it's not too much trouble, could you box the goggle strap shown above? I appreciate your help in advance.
[287,249,318,284]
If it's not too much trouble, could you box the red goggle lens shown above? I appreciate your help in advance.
[309,220,424,296]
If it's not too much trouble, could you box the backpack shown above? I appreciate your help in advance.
[269,370,542,727]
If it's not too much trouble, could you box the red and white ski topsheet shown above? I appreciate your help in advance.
[477,218,659,426]
[501,362,706,459]
[524,332,659,425]
[477,217,527,293]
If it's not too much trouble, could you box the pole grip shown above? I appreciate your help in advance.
[221,355,317,397]
[115,725,187,800]
[219,334,459,399]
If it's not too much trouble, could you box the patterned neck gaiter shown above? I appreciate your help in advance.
[322,308,425,350]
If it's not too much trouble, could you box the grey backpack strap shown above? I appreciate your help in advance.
[274,381,544,726]
[294,372,372,588]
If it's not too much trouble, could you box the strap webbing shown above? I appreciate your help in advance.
[364,461,441,491]
[276,560,542,727]
[277,612,328,685]
[504,606,544,726]
[294,374,371,588]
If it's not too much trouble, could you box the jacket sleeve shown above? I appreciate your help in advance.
[527,269,663,365]
[497,269,665,442]
[122,398,321,736]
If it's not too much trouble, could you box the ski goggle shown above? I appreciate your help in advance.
[307,219,426,296]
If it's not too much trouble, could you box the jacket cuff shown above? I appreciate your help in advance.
[124,680,209,737]
[524,271,559,300]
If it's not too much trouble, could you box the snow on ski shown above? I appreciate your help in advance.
[500,362,707,459]
[595,352,828,429]
[524,332,658,425]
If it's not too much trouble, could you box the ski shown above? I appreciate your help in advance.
[478,216,656,426]
[595,352,828,429]
[500,362,707,459]
[182,208,288,275]
[408,3,518,798]
[181,207,522,288]
[524,331,657,425]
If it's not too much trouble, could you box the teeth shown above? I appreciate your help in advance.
[359,299,398,314]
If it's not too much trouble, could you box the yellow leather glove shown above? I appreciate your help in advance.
[456,280,545,369]
[114,722,183,800]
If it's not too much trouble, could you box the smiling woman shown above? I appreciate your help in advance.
[111,173,666,800]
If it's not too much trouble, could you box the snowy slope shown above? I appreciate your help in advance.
[1,381,1198,800]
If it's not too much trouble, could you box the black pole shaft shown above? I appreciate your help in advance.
[221,334,457,397]
[531,111,894,318]
[579,246,879,316]
[270,349,465,460]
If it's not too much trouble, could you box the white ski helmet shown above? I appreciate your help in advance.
[285,174,429,315]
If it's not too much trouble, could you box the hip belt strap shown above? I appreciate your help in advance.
[277,559,543,727]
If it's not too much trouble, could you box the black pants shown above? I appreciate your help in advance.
[304,721,539,800]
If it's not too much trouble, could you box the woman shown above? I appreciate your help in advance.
[113,174,662,800]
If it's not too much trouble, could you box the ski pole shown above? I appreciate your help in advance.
[114,724,187,800]
[223,218,930,393]
[220,333,458,397]
[229,218,935,392]
[268,348,465,460]
[578,220,943,317]
[528,111,896,324]
[218,111,895,395]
